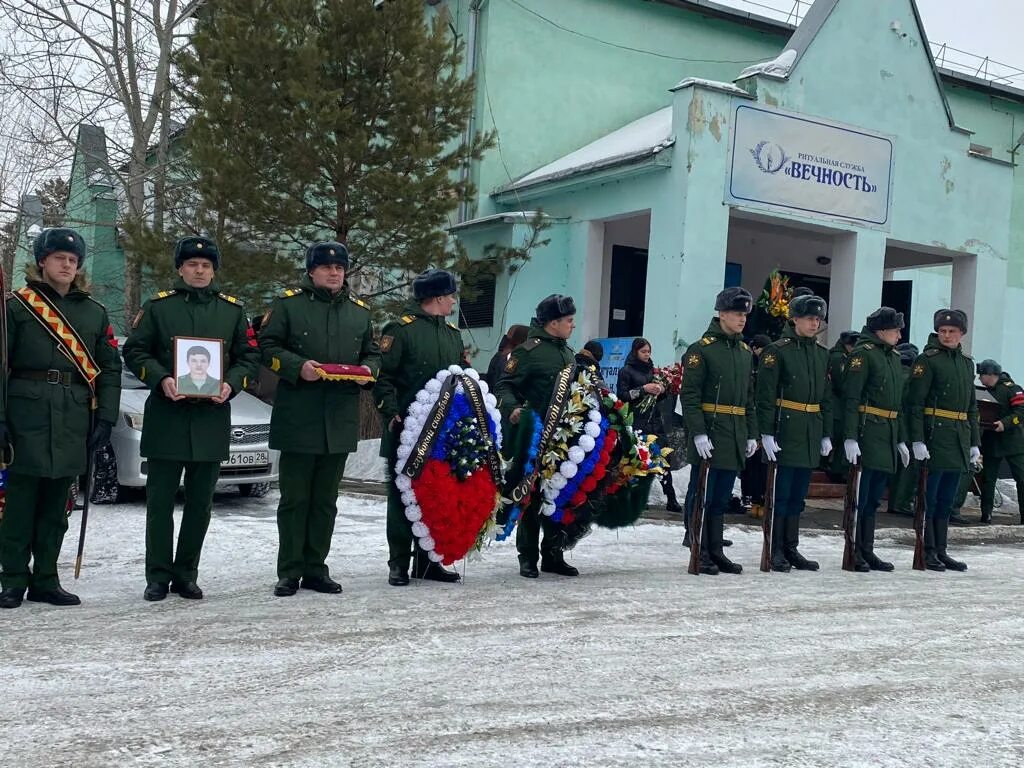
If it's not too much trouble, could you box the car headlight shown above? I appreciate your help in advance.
[123,412,144,431]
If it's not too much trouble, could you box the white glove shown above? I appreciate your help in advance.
[745,439,758,459]
[844,439,861,464]
[913,441,930,461]
[820,437,833,457]
[694,434,714,460]
[761,434,780,462]
[970,446,982,467]
[897,442,910,468]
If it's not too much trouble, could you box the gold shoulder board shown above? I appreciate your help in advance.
[154,290,178,300]
[218,292,241,305]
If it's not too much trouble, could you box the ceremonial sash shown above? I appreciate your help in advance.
[12,287,99,391]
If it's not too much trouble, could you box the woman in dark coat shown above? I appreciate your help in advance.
[484,324,528,388]
[616,337,681,513]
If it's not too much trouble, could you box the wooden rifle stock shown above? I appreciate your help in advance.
[687,459,711,575]
[912,462,928,571]
[841,460,861,571]
[760,461,777,572]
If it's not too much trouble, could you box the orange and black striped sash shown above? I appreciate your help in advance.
[12,287,99,389]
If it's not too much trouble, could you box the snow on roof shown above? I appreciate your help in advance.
[737,48,797,80]
[497,107,674,194]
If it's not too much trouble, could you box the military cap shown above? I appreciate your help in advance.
[305,241,349,272]
[865,307,904,332]
[976,358,1002,376]
[839,330,860,347]
[33,227,86,266]
[413,268,458,300]
[535,294,576,324]
[933,308,967,333]
[895,342,919,367]
[714,286,753,313]
[791,286,814,298]
[789,294,827,319]
[174,236,220,270]
[582,339,604,363]
[750,334,772,351]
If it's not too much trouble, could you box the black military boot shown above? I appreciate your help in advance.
[860,515,894,572]
[274,577,300,596]
[170,581,204,599]
[708,516,742,574]
[852,515,871,572]
[663,474,683,514]
[541,548,579,577]
[923,520,946,571]
[0,587,25,609]
[143,582,169,601]
[412,559,460,583]
[783,516,819,571]
[301,575,343,593]
[26,585,81,606]
[935,516,967,572]
[518,554,539,579]
[770,518,791,573]
[388,563,410,587]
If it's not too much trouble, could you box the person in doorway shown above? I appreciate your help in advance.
[906,309,980,572]
[176,345,221,397]
[679,287,758,575]
[0,228,121,609]
[484,324,528,388]
[741,334,772,518]
[496,294,579,579]
[976,359,1024,525]
[617,337,681,514]
[259,242,381,597]
[755,294,833,572]
[841,308,908,573]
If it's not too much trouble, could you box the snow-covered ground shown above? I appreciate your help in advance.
[2,492,1023,768]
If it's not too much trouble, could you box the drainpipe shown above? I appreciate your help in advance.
[458,0,484,224]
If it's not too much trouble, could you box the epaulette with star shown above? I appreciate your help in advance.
[151,289,177,301]
[349,294,370,310]
[280,287,303,299]
[400,315,416,325]
[862,342,875,350]
[925,348,940,356]
[522,338,542,351]
[218,292,242,305]
[700,336,716,346]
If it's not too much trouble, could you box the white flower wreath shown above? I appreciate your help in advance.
[393,365,503,563]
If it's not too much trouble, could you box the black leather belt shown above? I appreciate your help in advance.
[11,369,78,386]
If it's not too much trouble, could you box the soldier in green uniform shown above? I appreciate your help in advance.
[496,294,578,579]
[906,309,980,572]
[680,287,758,575]
[841,308,909,572]
[888,342,920,516]
[755,294,833,572]
[259,242,381,597]
[0,228,121,609]
[176,345,221,396]
[123,236,260,601]
[375,269,464,587]
[827,330,860,477]
[976,359,1024,525]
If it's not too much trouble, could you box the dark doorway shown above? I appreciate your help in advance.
[607,245,648,337]
[882,279,913,344]
[781,270,831,308]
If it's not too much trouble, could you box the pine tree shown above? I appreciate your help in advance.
[36,178,69,227]
[176,0,497,312]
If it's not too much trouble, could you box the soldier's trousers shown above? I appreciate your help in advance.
[857,468,891,519]
[145,459,220,584]
[684,468,737,519]
[890,459,921,513]
[774,466,812,518]
[925,470,960,520]
[0,473,74,590]
[516,495,561,561]
[980,452,1024,513]
[277,451,347,580]
[952,471,973,512]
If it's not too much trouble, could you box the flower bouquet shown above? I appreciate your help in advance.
[393,366,503,565]
[636,361,683,413]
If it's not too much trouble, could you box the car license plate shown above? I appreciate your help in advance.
[222,450,270,467]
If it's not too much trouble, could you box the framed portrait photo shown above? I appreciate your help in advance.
[173,336,225,399]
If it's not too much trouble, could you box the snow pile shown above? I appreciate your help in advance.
[343,438,387,481]
[738,48,798,79]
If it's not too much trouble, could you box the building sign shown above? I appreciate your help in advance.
[592,337,634,385]
[727,104,893,228]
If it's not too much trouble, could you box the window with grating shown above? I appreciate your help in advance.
[458,269,497,329]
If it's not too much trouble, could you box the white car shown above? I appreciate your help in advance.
[93,351,280,503]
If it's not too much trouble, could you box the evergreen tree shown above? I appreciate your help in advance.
[177,0,497,312]
[36,178,68,227]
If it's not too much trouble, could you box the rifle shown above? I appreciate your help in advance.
[687,459,711,575]
[841,457,861,571]
[74,410,96,580]
[912,461,928,570]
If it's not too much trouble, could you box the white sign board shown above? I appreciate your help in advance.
[726,104,893,228]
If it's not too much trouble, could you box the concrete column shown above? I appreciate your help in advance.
[827,229,886,345]
[952,249,1007,358]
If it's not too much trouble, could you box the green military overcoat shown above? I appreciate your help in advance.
[259,277,380,455]
[755,325,832,468]
[1,280,121,477]
[122,279,260,463]
[495,325,576,422]
[827,339,850,445]
[983,372,1024,458]
[679,318,757,471]
[906,334,980,473]
[841,329,904,474]
[374,301,465,459]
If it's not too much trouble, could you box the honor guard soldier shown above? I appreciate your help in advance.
[841,307,907,572]
[976,359,1024,525]
[0,228,121,609]
[123,236,260,601]
[906,309,980,571]
[259,242,381,597]
[375,269,464,586]
[827,330,860,476]
[888,342,920,516]
[496,294,579,579]
[755,294,833,572]
[680,287,758,575]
